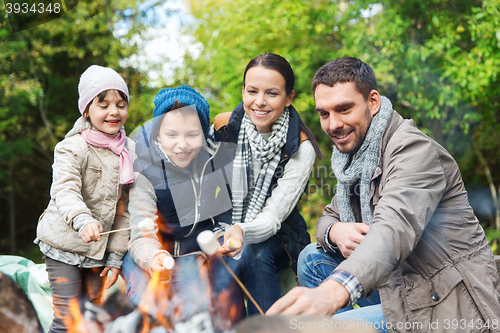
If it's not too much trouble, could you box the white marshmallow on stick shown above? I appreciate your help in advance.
[196,230,220,255]
[162,256,175,270]
[138,218,156,232]
[226,237,242,251]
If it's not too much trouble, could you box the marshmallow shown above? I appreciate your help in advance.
[227,237,242,251]
[162,256,175,270]
[138,218,155,232]
[196,230,219,255]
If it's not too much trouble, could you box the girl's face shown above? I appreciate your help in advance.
[157,111,204,168]
[86,90,128,135]
[242,66,294,133]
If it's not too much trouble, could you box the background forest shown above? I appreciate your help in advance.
[1,0,499,262]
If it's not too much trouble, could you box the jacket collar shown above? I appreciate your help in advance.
[378,110,405,161]
[66,116,91,138]
[218,102,302,161]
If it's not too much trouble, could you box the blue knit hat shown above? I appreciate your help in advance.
[152,85,210,139]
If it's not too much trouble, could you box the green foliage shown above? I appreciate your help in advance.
[1,0,499,257]
[0,0,159,258]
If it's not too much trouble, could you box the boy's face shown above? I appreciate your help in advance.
[157,110,204,168]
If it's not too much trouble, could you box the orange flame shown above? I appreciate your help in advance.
[61,298,89,333]
[138,268,173,330]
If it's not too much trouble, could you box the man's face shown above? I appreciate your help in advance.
[314,82,380,154]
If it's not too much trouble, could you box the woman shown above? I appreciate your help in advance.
[214,53,323,315]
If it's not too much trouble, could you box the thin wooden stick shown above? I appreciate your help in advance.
[100,226,136,235]
[215,252,264,315]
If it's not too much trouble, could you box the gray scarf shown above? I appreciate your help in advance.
[232,110,289,225]
[331,96,393,224]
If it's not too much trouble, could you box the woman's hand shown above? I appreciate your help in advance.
[218,225,244,257]
[80,222,103,243]
[100,267,121,289]
[150,252,173,283]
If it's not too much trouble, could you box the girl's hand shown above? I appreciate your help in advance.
[100,267,121,289]
[150,252,173,284]
[218,225,244,257]
[80,222,103,243]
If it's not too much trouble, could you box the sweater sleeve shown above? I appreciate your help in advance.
[127,172,167,274]
[238,140,315,244]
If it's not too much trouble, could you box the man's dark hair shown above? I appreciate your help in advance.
[312,57,377,100]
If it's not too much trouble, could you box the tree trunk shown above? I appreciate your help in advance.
[473,142,500,231]
[8,162,16,254]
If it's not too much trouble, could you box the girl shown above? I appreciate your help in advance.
[121,85,242,328]
[214,53,323,315]
[35,65,134,333]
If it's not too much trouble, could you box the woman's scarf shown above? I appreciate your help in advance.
[80,128,134,184]
[231,109,289,225]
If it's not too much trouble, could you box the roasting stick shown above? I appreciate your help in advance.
[197,230,264,316]
[100,218,156,236]
[100,226,135,235]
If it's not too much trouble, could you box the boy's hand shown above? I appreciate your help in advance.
[150,252,173,284]
[100,267,121,289]
[80,222,103,243]
[218,225,243,257]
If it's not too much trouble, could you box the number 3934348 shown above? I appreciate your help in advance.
[3,0,79,33]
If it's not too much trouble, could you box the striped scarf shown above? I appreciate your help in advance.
[231,110,289,225]
[331,96,393,225]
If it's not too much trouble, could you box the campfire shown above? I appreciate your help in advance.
[1,268,380,333]
[56,242,242,333]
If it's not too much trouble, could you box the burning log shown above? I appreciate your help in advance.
[78,290,223,333]
[73,290,167,333]
[0,272,43,333]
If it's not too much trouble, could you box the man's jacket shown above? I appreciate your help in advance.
[317,111,500,332]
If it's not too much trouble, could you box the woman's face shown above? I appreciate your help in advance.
[242,66,294,133]
[157,110,203,168]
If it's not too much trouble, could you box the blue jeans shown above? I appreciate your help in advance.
[334,305,387,333]
[237,235,290,316]
[298,243,381,312]
[121,252,244,327]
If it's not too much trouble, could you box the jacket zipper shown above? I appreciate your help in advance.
[184,143,221,237]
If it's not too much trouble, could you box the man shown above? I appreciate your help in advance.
[267,57,500,332]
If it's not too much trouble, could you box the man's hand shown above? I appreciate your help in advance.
[80,222,103,243]
[266,279,350,316]
[150,252,173,284]
[329,222,370,258]
[100,267,121,289]
[218,225,244,257]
